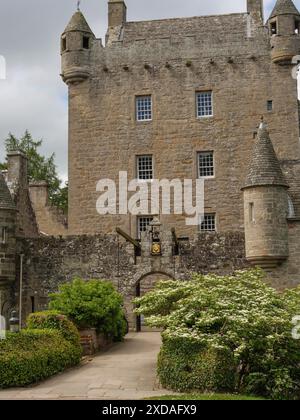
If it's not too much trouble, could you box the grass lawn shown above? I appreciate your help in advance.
[148,394,265,401]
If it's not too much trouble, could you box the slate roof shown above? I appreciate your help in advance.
[269,0,300,19]
[63,11,94,35]
[243,122,289,189]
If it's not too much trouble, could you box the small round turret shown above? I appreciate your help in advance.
[242,121,289,269]
[61,10,95,85]
[268,0,300,64]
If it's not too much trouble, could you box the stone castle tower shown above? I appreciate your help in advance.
[60,0,300,279]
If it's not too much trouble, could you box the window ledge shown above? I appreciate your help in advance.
[196,116,215,122]
[199,176,215,180]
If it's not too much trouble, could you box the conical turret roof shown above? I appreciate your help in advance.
[269,0,300,19]
[242,121,289,189]
[0,172,16,210]
[63,11,94,35]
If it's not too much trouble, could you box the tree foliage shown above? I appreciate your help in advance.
[1,130,67,212]
[49,279,127,341]
[134,269,300,400]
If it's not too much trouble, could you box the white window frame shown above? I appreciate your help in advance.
[136,95,152,122]
[198,151,215,179]
[200,214,216,232]
[137,155,154,181]
[196,91,213,118]
[137,216,153,239]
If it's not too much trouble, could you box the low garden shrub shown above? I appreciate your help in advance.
[27,310,80,345]
[49,278,127,341]
[135,269,300,400]
[0,312,82,388]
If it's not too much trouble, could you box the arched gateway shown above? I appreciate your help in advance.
[135,272,174,332]
[119,218,181,332]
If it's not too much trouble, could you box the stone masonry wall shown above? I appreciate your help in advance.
[11,227,300,330]
[266,220,300,289]
[66,11,300,237]
[17,231,249,330]
[29,182,68,236]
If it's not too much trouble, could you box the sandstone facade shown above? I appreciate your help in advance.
[29,182,67,236]
[2,0,300,330]
[62,0,300,240]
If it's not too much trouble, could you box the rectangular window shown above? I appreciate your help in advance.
[267,100,273,112]
[136,96,152,121]
[198,151,214,178]
[196,91,213,118]
[31,296,35,314]
[137,216,153,238]
[137,155,153,180]
[61,37,67,52]
[200,214,216,232]
[270,21,277,35]
[83,36,90,49]
[249,203,255,223]
[1,227,7,245]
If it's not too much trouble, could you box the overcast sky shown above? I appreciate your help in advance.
[0,0,298,182]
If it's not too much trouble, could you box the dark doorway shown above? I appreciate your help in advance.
[135,273,174,332]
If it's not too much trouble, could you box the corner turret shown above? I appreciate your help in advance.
[268,0,300,64]
[242,121,289,269]
[61,10,95,85]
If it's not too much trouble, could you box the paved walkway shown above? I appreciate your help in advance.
[0,332,173,400]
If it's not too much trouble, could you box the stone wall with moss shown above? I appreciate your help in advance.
[14,231,248,329]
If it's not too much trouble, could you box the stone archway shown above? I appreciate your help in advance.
[135,272,174,332]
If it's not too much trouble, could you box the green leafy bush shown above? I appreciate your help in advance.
[49,279,127,341]
[158,335,236,392]
[26,310,80,345]
[0,313,82,388]
[134,269,300,400]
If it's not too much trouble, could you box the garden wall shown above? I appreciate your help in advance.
[16,232,249,329]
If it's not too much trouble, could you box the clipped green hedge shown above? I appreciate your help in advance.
[27,310,81,345]
[158,335,236,393]
[0,312,82,388]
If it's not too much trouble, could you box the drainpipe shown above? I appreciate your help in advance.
[19,254,24,330]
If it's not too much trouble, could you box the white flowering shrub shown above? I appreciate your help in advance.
[134,269,300,400]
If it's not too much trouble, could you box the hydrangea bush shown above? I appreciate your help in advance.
[134,269,300,400]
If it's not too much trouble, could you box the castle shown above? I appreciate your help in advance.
[1,0,300,331]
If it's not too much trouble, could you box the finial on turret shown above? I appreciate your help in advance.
[77,0,81,11]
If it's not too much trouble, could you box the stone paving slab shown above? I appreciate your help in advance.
[0,332,174,400]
